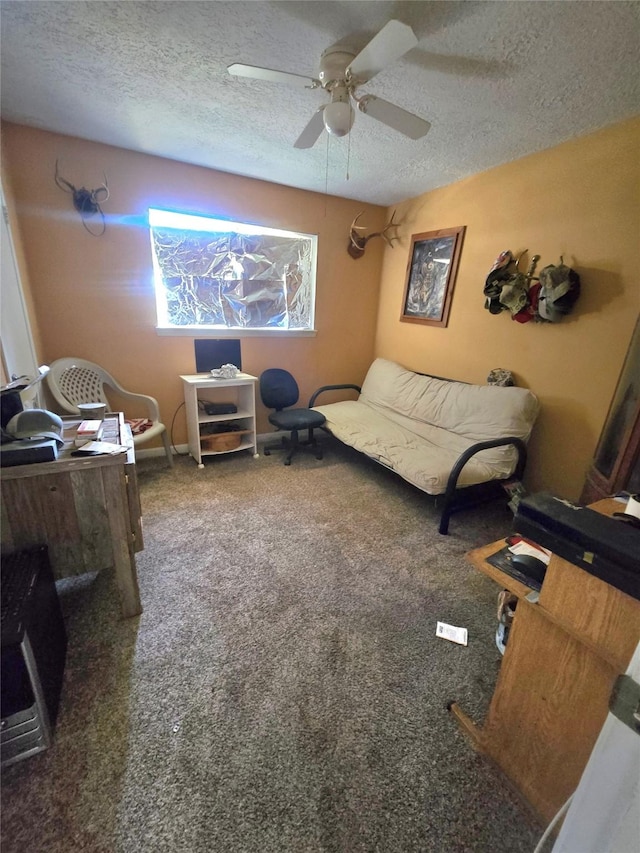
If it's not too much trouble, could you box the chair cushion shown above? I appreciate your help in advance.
[359,358,539,466]
[269,408,326,431]
[311,359,540,494]
[311,399,498,493]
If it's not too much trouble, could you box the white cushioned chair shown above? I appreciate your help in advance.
[46,357,173,466]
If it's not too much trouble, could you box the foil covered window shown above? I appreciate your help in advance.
[149,209,316,331]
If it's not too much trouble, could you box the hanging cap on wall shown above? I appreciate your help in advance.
[499,273,529,315]
[512,282,541,324]
[537,261,581,322]
[484,250,515,313]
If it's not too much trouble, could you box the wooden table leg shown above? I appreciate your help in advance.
[103,466,142,618]
[448,701,486,751]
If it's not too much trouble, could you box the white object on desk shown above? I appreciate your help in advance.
[625,493,640,520]
[210,364,239,379]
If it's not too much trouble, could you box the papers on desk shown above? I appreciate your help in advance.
[70,440,128,456]
[74,420,105,446]
[485,536,551,592]
[507,537,552,564]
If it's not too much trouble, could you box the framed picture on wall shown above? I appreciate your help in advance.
[400,226,466,327]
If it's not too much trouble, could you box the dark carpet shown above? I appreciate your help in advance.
[1,437,542,852]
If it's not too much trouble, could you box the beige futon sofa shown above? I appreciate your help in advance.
[310,358,540,534]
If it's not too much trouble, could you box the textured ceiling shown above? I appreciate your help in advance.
[1,1,639,206]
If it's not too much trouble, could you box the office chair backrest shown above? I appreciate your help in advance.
[260,369,299,412]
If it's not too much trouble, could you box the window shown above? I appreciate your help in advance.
[149,209,317,336]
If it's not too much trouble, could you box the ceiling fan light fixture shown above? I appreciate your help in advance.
[323,99,354,138]
[229,20,430,148]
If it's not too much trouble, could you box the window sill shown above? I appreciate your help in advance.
[156,327,317,338]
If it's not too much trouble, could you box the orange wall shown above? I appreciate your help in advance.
[1,123,386,439]
[376,117,640,500]
[3,119,639,500]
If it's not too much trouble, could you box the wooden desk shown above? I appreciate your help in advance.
[1,413,143,618]
[450,499,640,823]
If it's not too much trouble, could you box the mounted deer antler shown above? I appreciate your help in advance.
[348,209,400,259]
[54,160,109,235]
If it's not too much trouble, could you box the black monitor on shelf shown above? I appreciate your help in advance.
[194,339,242,374]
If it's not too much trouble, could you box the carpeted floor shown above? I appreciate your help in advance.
[1,438,543,852]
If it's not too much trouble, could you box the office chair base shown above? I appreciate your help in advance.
[263,429,322,465]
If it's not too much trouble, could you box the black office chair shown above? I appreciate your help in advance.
[259,369,326,465]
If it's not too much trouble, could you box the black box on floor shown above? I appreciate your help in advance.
[514,493,640,600]
[1,546,68,767]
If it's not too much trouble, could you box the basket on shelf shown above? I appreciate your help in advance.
[200,430,250,452]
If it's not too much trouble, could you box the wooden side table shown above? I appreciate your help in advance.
[449,499,640,823]
[1,413,143,618]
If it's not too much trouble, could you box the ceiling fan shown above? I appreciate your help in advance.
[228,19,431,149]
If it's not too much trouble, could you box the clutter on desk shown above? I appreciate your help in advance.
[485,544,545,591]
[612,495,640,528]
[515,492,640,600]
[0,409,65,467]
[74,419,105,445]
[5,409,64,445]
[70,440,127,456]
[484,251,581,323]
[77,402,106,421]
[1,438,59,467]
[623,493,640,519]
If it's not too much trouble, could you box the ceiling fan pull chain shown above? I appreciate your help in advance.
[324,131,330,214]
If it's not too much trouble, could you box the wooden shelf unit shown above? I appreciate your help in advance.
[180,373,258,468]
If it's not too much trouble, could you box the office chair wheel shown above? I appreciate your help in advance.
[264,448,271,456]
[285,458,291,466]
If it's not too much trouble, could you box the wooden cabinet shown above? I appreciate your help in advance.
[581,317,640,503]
[450,499,640,824]
[180,373,258,468]
[1,413,142,618]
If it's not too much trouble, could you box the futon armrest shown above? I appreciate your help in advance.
[438,436,528,534]
[308,384,361,408]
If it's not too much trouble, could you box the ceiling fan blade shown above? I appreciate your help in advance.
[228,63,319,89]
[347,20,418,84]
[357,95,431,140]
[294,106,326,149]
